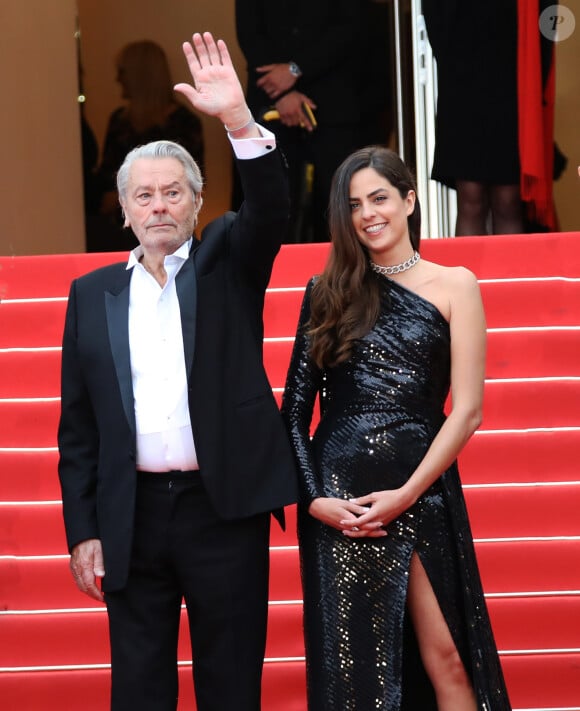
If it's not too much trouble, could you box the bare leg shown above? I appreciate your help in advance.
[489,184,524,234]
[407,553,477,711]
[455,181,489,236]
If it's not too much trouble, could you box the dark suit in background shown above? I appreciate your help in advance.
[235,0,363,242]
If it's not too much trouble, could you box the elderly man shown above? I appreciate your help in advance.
[58,32,297,710]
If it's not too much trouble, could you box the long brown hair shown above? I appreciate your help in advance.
[308,146,421,368]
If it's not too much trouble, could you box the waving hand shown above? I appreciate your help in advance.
[174,32,250,131]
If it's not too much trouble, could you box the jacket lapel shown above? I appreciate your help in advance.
[105,269,135,434]
[176,249,197,379]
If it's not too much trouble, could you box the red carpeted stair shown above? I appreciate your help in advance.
[1,233,580,710]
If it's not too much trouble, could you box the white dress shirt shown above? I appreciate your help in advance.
[126,124,275,473]
[128,240,197,472]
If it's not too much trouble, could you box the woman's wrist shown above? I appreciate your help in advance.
[398,482,420,509]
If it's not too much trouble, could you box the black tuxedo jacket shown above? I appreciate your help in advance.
[58,149,299,591]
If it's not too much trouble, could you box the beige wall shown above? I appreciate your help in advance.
[77,0,243,235]
[553,0,580,232]
[1,0,85,255]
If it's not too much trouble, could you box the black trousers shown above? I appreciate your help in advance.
[105,472,271,711]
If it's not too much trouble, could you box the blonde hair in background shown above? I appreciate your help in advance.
[116,40,176,132]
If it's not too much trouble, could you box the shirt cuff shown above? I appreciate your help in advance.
[228,124,277,160]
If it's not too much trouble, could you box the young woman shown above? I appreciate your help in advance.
[281,146,511,710]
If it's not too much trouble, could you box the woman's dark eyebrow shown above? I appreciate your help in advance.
[350,187,387,201]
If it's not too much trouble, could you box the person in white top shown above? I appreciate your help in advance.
[58,32,298,710]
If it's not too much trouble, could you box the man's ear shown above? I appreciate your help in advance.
[120,204,130,228]
[194,194,204,226]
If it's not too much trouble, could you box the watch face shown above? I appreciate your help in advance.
[289,62,301,78]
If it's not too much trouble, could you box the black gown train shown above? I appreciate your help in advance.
[281,275,511,711]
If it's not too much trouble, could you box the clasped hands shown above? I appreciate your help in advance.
[255,63,316,131]
[308,488,410,538]
[256,63,297,98]
[273,92,317,131]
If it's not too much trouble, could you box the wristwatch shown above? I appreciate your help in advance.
[288,61,302,78]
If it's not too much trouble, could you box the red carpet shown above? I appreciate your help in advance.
[1,232,580,710]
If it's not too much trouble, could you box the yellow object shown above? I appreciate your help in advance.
[262,104,317,128]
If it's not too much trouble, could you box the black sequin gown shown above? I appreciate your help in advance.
[281,276,511,711]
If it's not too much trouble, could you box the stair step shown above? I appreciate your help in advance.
[479,278,580,328]
[1,653,579,710]
[2,278,577,351]
[0,450,60,501]
[3,595,579,670]
[274,540,580,601]
[419,231,580,279]
[4,482,580,557]
[463,483,580,538]
[4,539,578,613]
[485,327,580,378]
[0,400,59,447]
[0,327,577,400]
[6,378,580,448]
[0,603,306,669]
[475,539,580,594]
[0,253,126,299]
[267,233,580,285]
[489,595,580,651]
[0,301,67,348]
[458,428,580,484]
[0,349,61,398]
[3,486,579,557]
[0,552,300,611]
[2,234,579,301]
[0,662,309,711]
[502,653,580,708]
[263,280,580,338]
[1,429,576,504]
[263,333,580,389]
[268,379,580,430]
[1,503,300,556]
[481,379,580,429]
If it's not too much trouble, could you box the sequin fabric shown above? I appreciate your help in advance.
[281,276,511,711]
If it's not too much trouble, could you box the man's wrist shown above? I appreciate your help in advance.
[224,111,256,139]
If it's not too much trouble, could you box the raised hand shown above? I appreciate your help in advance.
[174,32,249,129]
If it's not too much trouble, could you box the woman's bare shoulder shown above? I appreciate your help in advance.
[421,260,479,292]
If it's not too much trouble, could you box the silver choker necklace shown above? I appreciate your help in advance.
[370,251,420,276]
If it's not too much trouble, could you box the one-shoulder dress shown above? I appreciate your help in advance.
[281,275,511,711]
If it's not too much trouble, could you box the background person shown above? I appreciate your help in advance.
[58,31,297,711]
[90,39,205,251]
[423,0,523,236]
[234,0,363,243]
[281,146,511,709]
[424,0,558,236]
